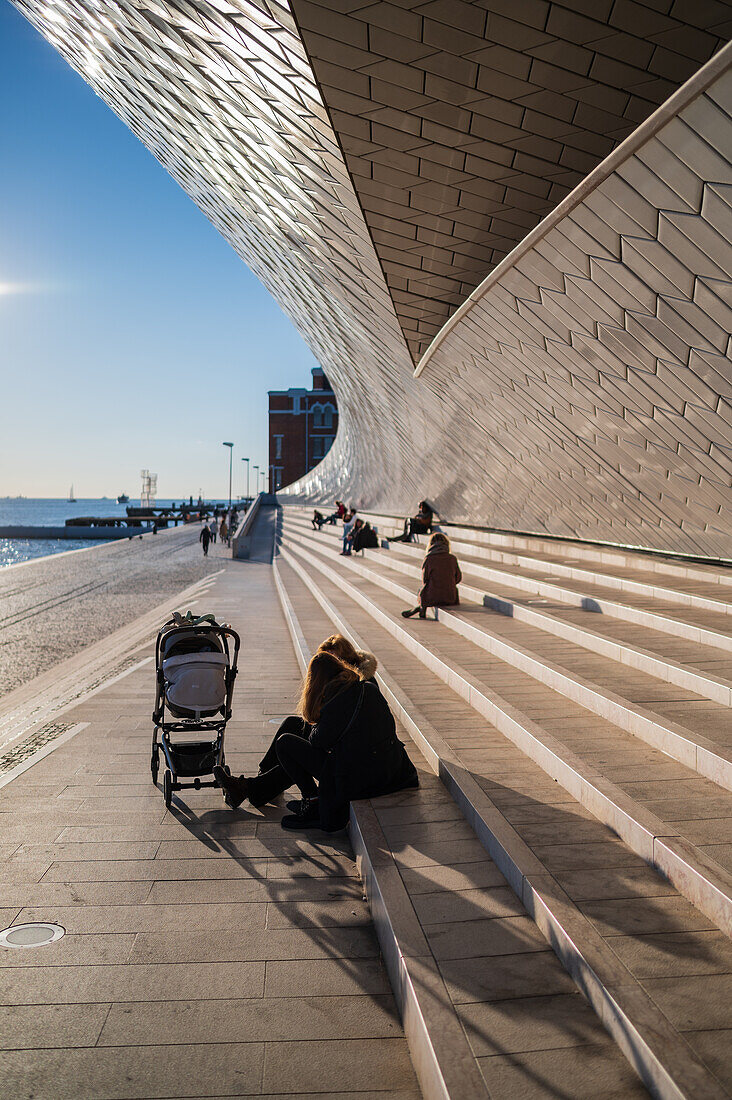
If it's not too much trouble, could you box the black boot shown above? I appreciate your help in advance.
[401,607,420,618]
[213,765,248,809]
[281,797,320,831]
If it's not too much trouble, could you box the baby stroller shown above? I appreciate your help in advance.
[152,612,240,807]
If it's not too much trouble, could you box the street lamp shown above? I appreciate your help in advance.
[253,465,259,496]
[241,457,250,503]
[260,470,266,492]
[222,442,233,511]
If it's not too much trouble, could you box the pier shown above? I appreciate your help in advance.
[0,501,254,543]
[0,524,154,541]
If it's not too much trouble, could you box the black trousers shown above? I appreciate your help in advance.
[247,716,325,806]
[392,517,430,542]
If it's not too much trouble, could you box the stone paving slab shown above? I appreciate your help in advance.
[0,540,419,1099]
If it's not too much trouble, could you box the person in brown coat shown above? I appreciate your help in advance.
[402,532,462,619]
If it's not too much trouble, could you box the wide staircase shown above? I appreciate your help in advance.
[274,504,732,1100]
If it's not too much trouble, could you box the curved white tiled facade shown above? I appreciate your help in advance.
[13,2,732,557]
[410,52,732,557]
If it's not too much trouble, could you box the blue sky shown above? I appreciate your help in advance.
[0,1,319,499]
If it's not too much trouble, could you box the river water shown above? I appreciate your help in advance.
[0,498,180,567]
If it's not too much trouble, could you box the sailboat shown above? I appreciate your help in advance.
[68,485,76,503]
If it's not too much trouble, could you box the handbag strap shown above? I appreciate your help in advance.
[326,682,366,753]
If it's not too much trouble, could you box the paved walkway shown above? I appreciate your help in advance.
[0,532,419,1098]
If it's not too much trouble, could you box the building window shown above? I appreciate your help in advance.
[311,402,334,428]
[310,434,335,464]
[274,435,283,459]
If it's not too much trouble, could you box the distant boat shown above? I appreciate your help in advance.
[117,492,129,504]
[68,485,76,503]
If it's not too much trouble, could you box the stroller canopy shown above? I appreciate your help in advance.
[162,650,229,719]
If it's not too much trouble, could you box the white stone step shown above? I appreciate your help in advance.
[290,513,732,705]
[297,510,732,651]
[279,534,732,940]
[285,521,732,791]
[357,514,732,618]
[273,561,492,1100]
[381,538,732,708]
[354,509,732,589]
[273,547,729,1100]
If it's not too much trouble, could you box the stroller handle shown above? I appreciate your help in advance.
[155,621,241,671]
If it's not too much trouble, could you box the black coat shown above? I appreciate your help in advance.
[310,680,418,830]
[353,523,379,551]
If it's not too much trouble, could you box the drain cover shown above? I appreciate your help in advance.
[0,923,65,948]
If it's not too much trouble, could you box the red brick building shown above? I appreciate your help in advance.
[268,367,338,491]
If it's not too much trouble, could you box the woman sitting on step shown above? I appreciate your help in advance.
[389,500,435,543]
[402,531,462,620]
[214,639,417,831]
[250,634,380,779]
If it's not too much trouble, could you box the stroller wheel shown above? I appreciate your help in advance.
[163,769,173,808]
[151,750,159,787]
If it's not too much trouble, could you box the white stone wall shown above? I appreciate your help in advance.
[14,1,731,556]
[410,54,732,555]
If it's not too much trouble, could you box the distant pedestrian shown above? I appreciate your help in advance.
[199,525,211,557]
[220,517,229,546]
[209,518,217,544]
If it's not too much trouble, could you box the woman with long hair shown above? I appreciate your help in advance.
[389,500,435,543]
[402,531,462,619]
[250,634,379,791]
[318,634,378,682]
[214,640,416,829]
[214,651,356,821]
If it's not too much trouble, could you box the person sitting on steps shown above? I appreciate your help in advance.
[325,500,345,525]
[389,500,435,543]
[352,520,379,553]
[344,516,363,554]
[251,633,381,791]
[213,641,417,831]
[402,531,462,619]
[340,509,357,555]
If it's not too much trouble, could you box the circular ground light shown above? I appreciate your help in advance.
[0,923,65,948]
